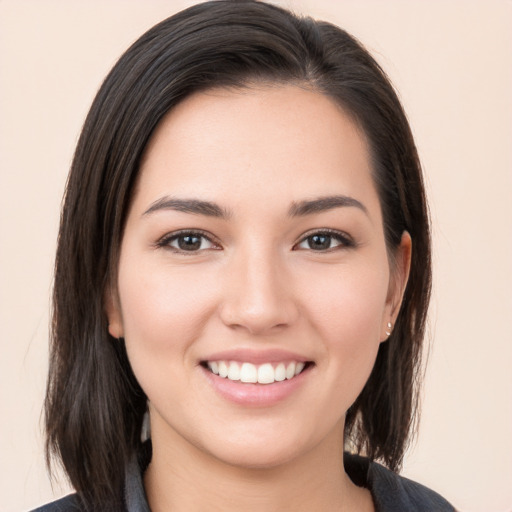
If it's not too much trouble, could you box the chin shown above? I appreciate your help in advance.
[210,441,302,470]
[196,421,325,471]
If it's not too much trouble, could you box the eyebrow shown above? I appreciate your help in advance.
[288,195,368,217]
[143,197,232,218]
[142,194,367,219]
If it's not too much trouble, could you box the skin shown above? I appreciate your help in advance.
[107,85,411,512]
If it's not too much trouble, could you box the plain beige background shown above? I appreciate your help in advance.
[1,1,511,511]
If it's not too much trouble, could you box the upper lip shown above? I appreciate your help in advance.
[200,348,311,365]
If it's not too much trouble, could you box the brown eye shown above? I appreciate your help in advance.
[306,234,333,250]
[175,234,203,251]
[158,231,219,253]
[295,230,354,251]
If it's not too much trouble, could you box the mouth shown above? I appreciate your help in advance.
[201,360,313,385]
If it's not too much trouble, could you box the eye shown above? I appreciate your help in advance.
[294,230,354,251]
[157,230,220,254]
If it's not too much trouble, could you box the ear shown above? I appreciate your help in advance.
[104,285,124,339]
[381,231,412,341]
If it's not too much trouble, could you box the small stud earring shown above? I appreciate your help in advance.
[385,322,392,337]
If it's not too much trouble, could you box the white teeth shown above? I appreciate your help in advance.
[257,363,275,384]
[208,361,219,375]
[227,361,240,381]
[285,362,296,380]
[274,363,286,382]
[218,361,228,378]
[206,360,307,384]
[240,362,258,383]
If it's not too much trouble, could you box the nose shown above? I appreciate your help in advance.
[219,246,299,336]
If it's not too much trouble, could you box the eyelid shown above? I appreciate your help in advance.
[293,228,355,250]
[155,228,355,253]
[155,229,222,253]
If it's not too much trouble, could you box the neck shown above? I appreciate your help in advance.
[144,421,373,512]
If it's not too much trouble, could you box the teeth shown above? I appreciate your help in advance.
[257,363,274,384]
[218,361,228,378]
[240,362,257,383]
[275,363,286,381]
[227,361,240,381]
[206,360,307,384]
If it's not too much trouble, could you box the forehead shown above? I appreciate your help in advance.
[133,85,378,218]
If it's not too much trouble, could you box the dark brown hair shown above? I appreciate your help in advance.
[45,0,431,508]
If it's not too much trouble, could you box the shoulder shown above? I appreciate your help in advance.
[30,494,85,512]
[30,492,131,512]
[344,453,455,512]
[368,462,455,511]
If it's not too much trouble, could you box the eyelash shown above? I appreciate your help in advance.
[155,228,355,255]
[295,228,355,252]
[155,229,221,255]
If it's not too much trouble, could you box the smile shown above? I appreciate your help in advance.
[205,360,307,384]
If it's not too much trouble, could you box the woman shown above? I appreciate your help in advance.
[35,1,455,510]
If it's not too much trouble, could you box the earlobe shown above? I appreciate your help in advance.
[105,287,124,339]
[108,322,123,340]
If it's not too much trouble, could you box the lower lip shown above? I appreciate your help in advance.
[201,365,312,407]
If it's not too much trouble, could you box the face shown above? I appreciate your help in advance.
[107,85,410,469]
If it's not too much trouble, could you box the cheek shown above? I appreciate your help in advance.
[117,256,220,368]
[303,259,389,338]
[117,257,224,423]
[120,254,218,321]
[300,260,389,387]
